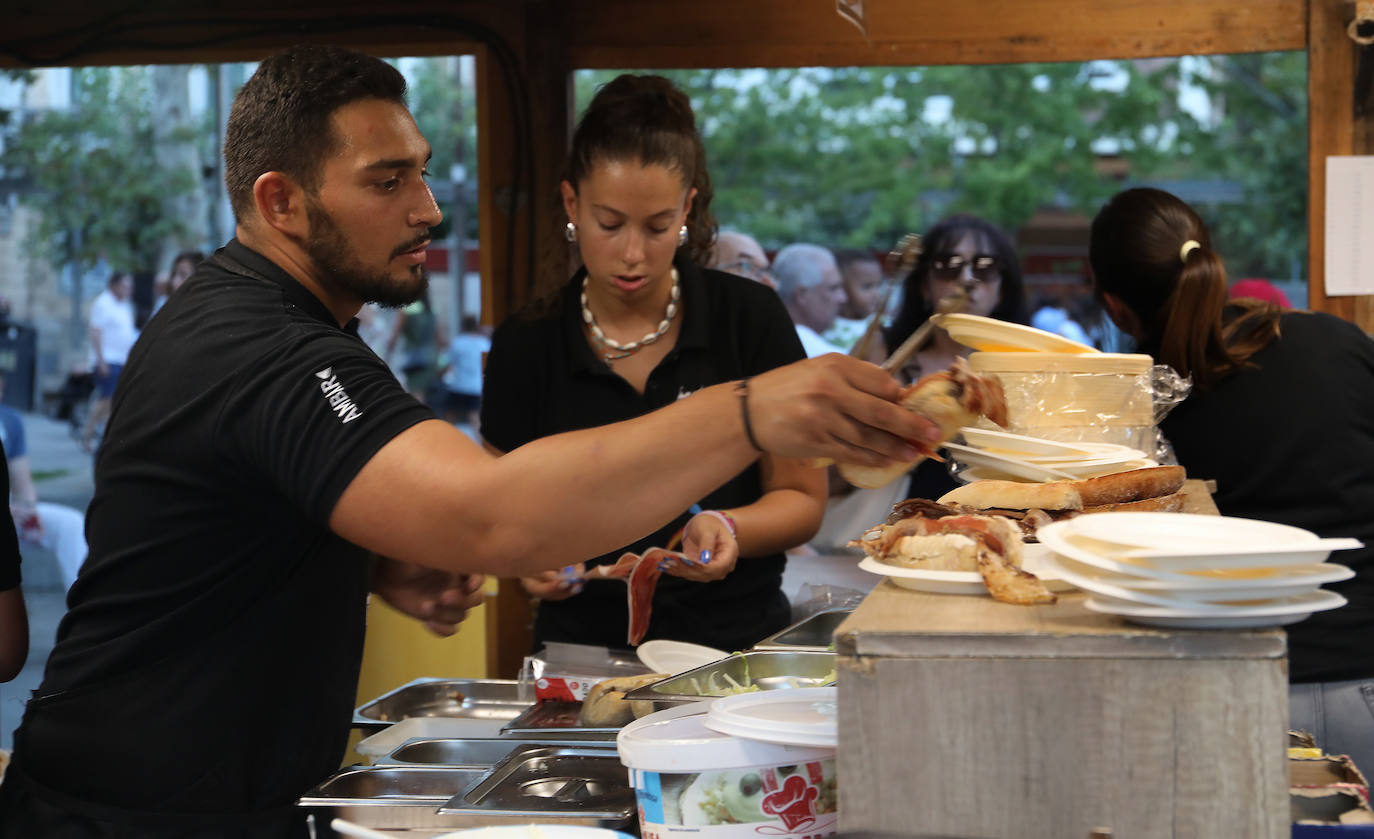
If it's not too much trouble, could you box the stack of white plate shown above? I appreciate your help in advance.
[948,427,1156,483]
[1037,512,1360,629]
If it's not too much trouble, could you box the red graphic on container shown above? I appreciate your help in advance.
[760,773,819,831]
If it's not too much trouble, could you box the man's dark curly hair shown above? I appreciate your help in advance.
[224,44,407,222]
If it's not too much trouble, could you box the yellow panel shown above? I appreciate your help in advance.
[342,593,490,765]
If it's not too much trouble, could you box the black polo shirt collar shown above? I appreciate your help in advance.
[562,255,711,375]
[220,238,361,336]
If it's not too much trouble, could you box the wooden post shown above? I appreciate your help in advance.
[1309,0,1374,331]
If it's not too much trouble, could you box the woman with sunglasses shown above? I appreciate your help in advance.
[881,214,1030,499]
[1090,187,1374,772]
[480,74,827,653]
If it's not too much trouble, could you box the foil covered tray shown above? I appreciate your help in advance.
[753,609,853,651]
[442,744,631,822]
[623,649,835,710]
[353,678,531,730]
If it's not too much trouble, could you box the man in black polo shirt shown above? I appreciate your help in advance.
[0,46,938,838]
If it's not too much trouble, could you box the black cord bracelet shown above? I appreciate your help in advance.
[735,378,764,452]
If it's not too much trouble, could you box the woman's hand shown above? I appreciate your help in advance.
[662,512,739,582]
[521,565,585,601]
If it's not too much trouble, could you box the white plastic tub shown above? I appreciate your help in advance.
[616,699,838,838]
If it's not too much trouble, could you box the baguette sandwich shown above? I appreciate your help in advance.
[817,359,1009,490]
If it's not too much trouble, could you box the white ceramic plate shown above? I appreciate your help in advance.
[933,313,1101,354]
[1038,522,1221,581]
[1058,513,1350,568]
[1020,448,1148,464]
[958,427,1099,457]
[1039,459,1158,479]
[943,442,1077,482]
[858,544,1076,595]
[1043,555,1353,598]
[637,640,729,675]
[1041,554,1350,607]
[1083,589,1347,629]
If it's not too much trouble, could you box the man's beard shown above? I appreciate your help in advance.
[305,199,428,308]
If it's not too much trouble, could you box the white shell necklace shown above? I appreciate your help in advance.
[580,268,680,362]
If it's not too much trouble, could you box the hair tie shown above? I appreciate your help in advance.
[1179,240,1201,263]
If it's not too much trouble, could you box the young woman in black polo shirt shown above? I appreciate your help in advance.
[480,75,826,652]
[1090,187,1374,773]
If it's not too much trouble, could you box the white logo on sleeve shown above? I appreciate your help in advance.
[314,367,364,424]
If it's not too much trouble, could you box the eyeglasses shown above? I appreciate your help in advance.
[718,259,768,281]
[931,254,1000,283]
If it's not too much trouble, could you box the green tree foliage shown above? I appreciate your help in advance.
[407,57,479,241]
[576,54,1305,280]
[1172,53,1307,279]
[3,66,196,275]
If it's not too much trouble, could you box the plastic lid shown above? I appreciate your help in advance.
[703,687,837,748]
[617,700,835,772]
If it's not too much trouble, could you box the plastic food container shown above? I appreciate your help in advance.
[969,351,1156,450]
[616,696,838,838]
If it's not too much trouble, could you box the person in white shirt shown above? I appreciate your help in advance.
[824,248,885,357]
[772,243,847,358]
[82,272,138,452]
[439,315,492,430]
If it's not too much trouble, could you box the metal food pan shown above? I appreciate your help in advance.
[446,744,631,822]
[301,765,487,806]
[298,764,625,831]
[379,737,596,767]
[753,609,853,651]
[354,678,529,729]
[623,650,835,710]
[499,701,619,741]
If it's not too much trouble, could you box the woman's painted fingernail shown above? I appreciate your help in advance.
[699,550,711,565]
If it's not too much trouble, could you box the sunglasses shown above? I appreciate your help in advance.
[931,254,1000,283]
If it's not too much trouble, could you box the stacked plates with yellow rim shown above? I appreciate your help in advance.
[1036,512,1361,629]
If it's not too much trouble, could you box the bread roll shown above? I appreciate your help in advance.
[937,466,1186,513]
[1073,466,1186,507]
[578,673,668,727]
[1082,489,1186,514]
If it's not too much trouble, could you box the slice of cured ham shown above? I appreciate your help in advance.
[589,548,678,645]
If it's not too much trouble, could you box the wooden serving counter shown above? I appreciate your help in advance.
[833,481,1290,838]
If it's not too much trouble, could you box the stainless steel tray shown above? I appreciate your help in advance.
[624,649,835,710]
[378,737,596,767]
[298,762,630,831]
[499,701,619,741]
[354,678,530,729]
[444,744,631,821]
[753,608,853,651]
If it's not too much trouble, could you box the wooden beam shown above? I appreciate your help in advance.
[1308,0,1374,330]
[565,0,1306,69]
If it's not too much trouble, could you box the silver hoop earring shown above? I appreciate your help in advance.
[565,222,577,243]
[677,225,688,247]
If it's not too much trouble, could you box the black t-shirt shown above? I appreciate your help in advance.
[481,260,806,652]
[0,442,19,591]
[9,240,434,828]
[1160,310,1374,683]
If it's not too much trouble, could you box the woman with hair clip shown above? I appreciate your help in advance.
[1090,187,1374,772]
[480,74,825,652]
[882,214,1030,501]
